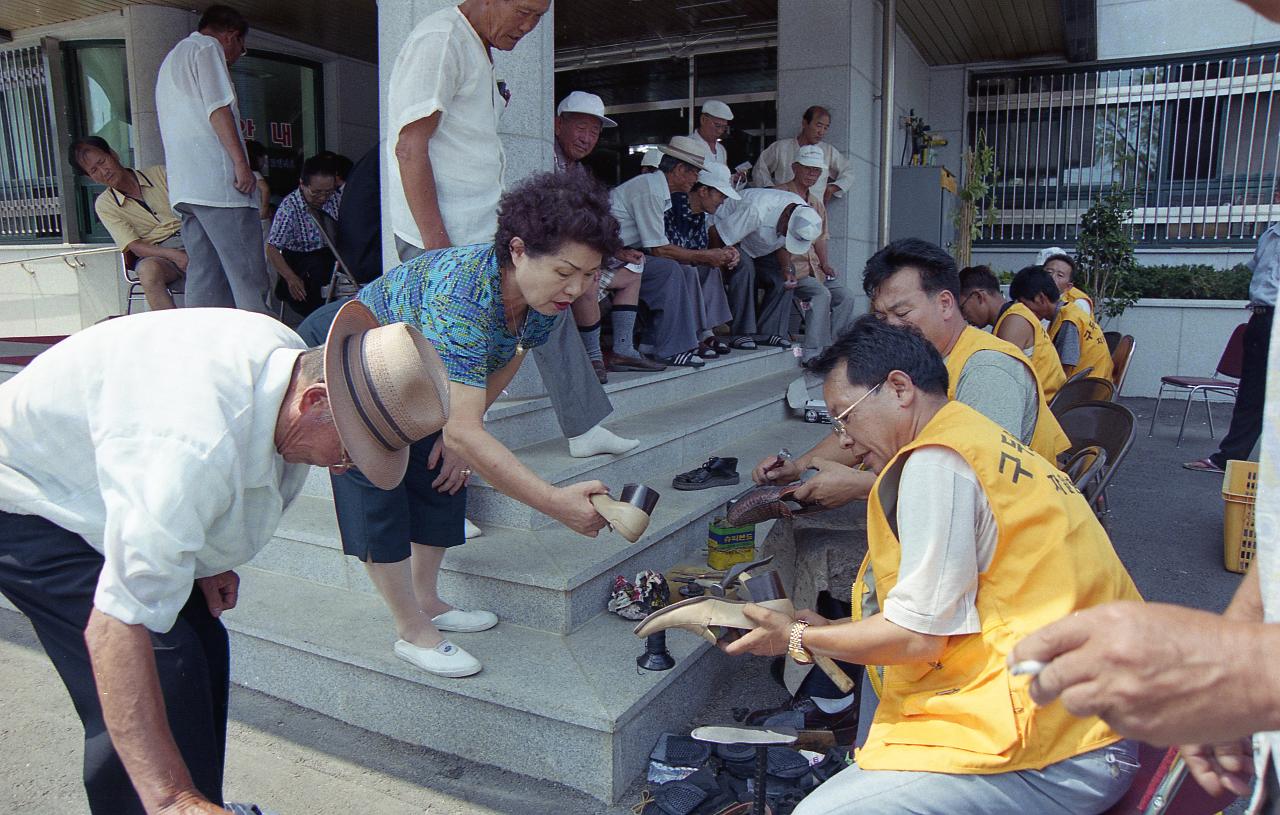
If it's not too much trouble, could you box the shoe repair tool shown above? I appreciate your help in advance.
[729,560,855,696]
[638,629,676,671]
[691,725,797,815]
[725,483,821,527]
[762,448,792,479]
[592,484,661,542]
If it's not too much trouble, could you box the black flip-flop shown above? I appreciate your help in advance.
[730,336,757,350]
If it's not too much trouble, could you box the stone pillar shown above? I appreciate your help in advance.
[376,0,555,272]
[124,5,194,168]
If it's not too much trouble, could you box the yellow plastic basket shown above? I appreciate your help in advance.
[1222,460,1259,574]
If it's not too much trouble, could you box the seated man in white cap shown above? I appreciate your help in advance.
[639,148,663,173]
[753,105,854,205]
[609,137,741,367]
[552,91,662,378]
[773,144,857,361]
[692,99,734,166]
[1036,246,1093,315]
[0,304,447,815]
[710,186,825,352]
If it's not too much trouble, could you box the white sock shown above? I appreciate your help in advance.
[568,422,640,458]
[464,518,482,539]
[811,693,855,714]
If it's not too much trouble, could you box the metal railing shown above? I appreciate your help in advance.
[0,42,63,243]
[970,49,1280,246]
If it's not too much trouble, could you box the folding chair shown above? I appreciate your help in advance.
[1147,323,1246,447]
[1062,444,1108,504]
[1101,743,1236,814]
[1105,330,1122,354]
[1051,376,1116,416]
[1057,400,1137,524]
[308,209,360,303]
[122,248,184,314]
[1112,335,1136,396]
[1060,366,1095,388]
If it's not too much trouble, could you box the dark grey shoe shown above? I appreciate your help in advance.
[673,457,740,491]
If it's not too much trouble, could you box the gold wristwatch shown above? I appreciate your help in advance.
[787,621,813,664]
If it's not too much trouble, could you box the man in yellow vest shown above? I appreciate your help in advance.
[1012,265,1114,382]
[1038,247,1094,315]
[727,316,1142,814]
[752,239,1070,510]
[958,264,1067,400]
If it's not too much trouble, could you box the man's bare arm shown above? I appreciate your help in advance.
[85,609,225,815]
[395,114,451,251]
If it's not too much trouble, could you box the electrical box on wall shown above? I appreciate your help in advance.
[889,166,958,249]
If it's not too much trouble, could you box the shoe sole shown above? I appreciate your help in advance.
[394,648,482,677]
[433,619,499,633]
[609,363,665,372]
[672,474,741,491]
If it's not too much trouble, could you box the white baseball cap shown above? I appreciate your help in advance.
[556,91,617,128]
[696,162,741,200]
[639,149,662,168]
[785,205,824,255]
[794,144,827,170]
[1036,246,1072,265]
[701,99,734,121]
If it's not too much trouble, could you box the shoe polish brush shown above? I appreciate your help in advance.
[590,484,661,543]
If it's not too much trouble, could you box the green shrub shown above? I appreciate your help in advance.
[1125,263,1251,300]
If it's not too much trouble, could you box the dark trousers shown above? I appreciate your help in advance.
[276,247,335,318]
[0,511,229,815]
[1211,308,1273,468]
[798,590,862,700]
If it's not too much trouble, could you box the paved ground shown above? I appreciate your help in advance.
[0,396,1253,814]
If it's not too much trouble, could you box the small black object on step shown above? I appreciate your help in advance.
[638,631,675,671]
[672,457,741,491]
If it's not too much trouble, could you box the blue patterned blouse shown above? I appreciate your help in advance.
[358,243,557,388]
[665,192,709,250]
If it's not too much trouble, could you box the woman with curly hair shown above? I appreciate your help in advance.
[298,170,620,677]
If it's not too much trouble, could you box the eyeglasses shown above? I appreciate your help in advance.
[958,291,980,311]
[830,381,884,440]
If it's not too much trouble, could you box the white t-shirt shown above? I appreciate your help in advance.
[0,309,309,633]
[386,6,506,249]
[712,188,807,259]
[875,446,998,636]
[751,138,854,201]
[610,172,673,249]
[155,32,254,209]
[689,130,728,165]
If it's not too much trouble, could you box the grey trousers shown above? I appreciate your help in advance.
[175,203,270,313]
[729,252,794,339]
[695,265,733,332]
[397,237,612,438]
[638,255,702,359]
[790,275,858,355]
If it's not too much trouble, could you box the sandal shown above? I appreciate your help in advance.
[665,351,706,368]
[707,337,732,355]
[759,335,792,348]
[1182,457,1225,474]
[697,343,720,359]
[730,336,757,350]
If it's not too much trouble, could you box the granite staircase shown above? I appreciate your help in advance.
[222,346,827,802]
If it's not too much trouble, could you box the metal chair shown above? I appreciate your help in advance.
[307,208,360,303]
[1100,743,1236,814]
[121,248,184,314]
[1057,400,1137,523]
[1147,322,1246,447]
[1059,366,1095,388]
[1110,334,1135,396]
[1104,330,1122,354]
[1061,444,1108,505]
[1050,376,1116,416]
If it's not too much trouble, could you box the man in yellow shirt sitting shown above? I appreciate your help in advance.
[71,136,186,311]
[727,316,1142,815]
[958,264,1066,400]
[1011,265,1113,381]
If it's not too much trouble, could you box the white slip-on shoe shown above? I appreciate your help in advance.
[394,639,481,677]
[432,608,499,633]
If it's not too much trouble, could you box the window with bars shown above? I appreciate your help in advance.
[0,41,65,243]
[970,49,1280,246]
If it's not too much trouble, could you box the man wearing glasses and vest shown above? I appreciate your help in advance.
[726,316,1143,815]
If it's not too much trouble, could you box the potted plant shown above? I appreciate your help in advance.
[951,129,999,268]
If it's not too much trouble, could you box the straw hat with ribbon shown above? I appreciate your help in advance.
[323,300,451,489]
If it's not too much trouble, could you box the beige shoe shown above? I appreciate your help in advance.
[632,595,795,643]
[591,484,660,542]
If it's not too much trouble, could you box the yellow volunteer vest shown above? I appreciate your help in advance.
[1061,285,1094,312]
[945,326,1071,459]
[853,401,1142,774]
[1049,302,1113,381]
[993,302,1067,401]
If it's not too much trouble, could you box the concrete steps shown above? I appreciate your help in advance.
[232,345,828,803]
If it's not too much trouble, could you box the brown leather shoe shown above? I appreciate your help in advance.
[591,358,608,384]
[726,484,821,526]
[607,352,667,372]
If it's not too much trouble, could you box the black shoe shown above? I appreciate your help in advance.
[745,695,860,746]
[672,457,740,491]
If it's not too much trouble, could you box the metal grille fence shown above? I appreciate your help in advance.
[970,50,1280,246]
[0,42,63,242]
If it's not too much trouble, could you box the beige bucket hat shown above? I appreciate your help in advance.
[323,300,451,489]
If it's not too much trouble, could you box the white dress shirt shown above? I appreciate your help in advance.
[0,309,309,633]
[386,6,506,249]
[1249,223,1280,307]
[155,32,255,209]
[711,188,806,259]
[689,130,728,166]
[610,172,673,249]
[751,138,854,201]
